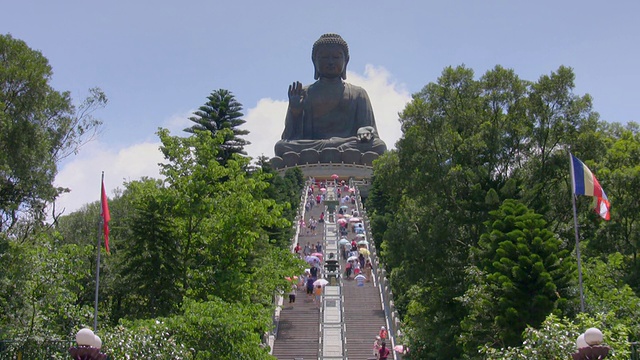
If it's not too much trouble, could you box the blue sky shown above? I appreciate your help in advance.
[2,1,639,214]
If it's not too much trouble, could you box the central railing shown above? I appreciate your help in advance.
[269,177,402,360]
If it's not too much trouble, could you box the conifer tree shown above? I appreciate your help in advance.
[184,89,250,165]
[466,199,576,347]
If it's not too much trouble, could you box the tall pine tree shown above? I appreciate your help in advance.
[184,89,250,165]
[463,199,576,348]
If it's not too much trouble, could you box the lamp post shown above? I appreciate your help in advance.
[68,328,107,360]
[571,328,610,360]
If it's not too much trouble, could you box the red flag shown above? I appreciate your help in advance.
[101,180,111,253]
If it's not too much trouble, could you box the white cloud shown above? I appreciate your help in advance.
[164,110,195,135]
[53,65,410,214]
[53,141,165,216]
[53,110,197,215]
[243,98,288,160]
[347,65,411,150]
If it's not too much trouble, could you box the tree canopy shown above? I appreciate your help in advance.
[368,65,640,359]
[0,34,106,232]
[184,89,250,165]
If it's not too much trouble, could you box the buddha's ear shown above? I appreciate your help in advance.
[341,56,349,79]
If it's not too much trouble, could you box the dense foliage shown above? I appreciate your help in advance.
[0,34,106,233]
[0,34,305,358]
[461,199,576,351]
[368,65,640,359]
[480,312,630,359]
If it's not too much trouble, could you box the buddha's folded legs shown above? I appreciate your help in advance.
[337,137,387,154]
[274,137,386,158]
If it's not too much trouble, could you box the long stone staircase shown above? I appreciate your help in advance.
[270,181,398,360]
[270,185,324,360]
[343,278,386,359]
[270,292,320,359]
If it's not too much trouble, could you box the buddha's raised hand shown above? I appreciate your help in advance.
[288,81,305,109]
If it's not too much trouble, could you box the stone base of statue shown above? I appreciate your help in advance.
[273,135,386,168]
[270,147,381,183]
[271,146,382,168]
[272,159,374,199]
[270,143,382,191]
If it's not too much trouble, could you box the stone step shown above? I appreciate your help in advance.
[271,295,320,359]
[342,275,387,360]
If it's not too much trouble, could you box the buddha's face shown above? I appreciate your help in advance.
[314,44,346,79]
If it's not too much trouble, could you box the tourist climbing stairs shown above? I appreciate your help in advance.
[271,180,397,360]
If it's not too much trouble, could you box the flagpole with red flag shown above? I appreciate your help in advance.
[94,172,110,331]
[101,176,111,254]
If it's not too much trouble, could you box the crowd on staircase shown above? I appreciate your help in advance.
[272,175,409,359]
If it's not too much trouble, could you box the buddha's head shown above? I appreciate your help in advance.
[312,33,349,80]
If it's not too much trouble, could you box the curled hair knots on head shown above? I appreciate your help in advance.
[312,33,349,62]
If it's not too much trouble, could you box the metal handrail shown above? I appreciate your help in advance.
[268,179,312,354]
[353,182,402,360]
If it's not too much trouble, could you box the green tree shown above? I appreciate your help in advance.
[463,199,576,350]
[102,318,192,359]
[184,89,249,165]
[592,127,640,271]
[158,128,295,304]
[54,187,134,327]
[170,298,274,360]
[520,66,601,228]
[377,65,506,359]
[0,34,107,232]
[118,178,183,319]
[0,231,94,339]
[369,65,603,359]
[481,313,630,360]
[103,298,276,359]
[255,157,304,248]
[583,253,640,339]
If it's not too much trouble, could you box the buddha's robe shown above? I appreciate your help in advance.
[274,80,386,157]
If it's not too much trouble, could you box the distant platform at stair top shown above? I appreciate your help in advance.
[276,163,374,181]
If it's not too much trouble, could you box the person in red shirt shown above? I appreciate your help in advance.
[378,341,390,360]
[294,243,301,257]
[379,326,388,340]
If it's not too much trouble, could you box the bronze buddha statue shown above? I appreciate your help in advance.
[273,33,386,167]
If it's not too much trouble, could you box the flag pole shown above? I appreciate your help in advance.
[569,152,586,312]
[571,193,586,312]
[94,172,104,331]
